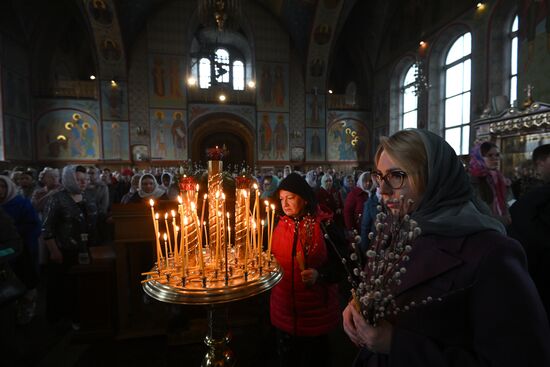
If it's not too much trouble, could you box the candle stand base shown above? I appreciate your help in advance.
[202,306,234,367]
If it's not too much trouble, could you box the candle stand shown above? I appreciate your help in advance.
[142,254,282,366]
[142,152,282,366]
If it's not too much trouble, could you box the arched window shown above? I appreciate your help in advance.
[509,15,519,107]
[199,57,211,88]
[232,60,244,90]
[193,47,246,91]
[401,63,418,129]
[443,32,471,155]
[214,48,230,84]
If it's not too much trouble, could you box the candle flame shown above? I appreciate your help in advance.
[264,200,269,206]
[217,210,222,217]
[155,213,159,219]
[149,199,155,207]
[196,184,199,191]
[226,212,230,219]
[178,196,183,204]
[175,226,180,232]
[253,183,258,190]
[215,191,220,199]
[163,233,167,241]
[243,190,248,198]
[270,204,275,210]
[221,192,225,200]
[164,212,168,219]
[261,219,265,226]
[171,210,176,217]
[203,193,208,199]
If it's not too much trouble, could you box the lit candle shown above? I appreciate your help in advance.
[225,212,230,283]
[149,200,161,265]
[163,233,169,268]
[244,190,250,273]
[155,213,162,263]
[260,219,265,267]
[171,210,178,255]
[183,216,189,276]
[164,213,172,256]
[268,204,276,259]
[200,193,207,243]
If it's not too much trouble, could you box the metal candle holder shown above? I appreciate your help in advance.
[142,158,282,366]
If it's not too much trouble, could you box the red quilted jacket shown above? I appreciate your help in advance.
[270,212,340,336]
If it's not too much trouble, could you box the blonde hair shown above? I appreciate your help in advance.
[374,130,427,194]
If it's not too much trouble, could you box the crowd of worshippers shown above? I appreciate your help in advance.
[1,142,549,332]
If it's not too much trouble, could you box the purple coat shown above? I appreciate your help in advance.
[355,230,550,367]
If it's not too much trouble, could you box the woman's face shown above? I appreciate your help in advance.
[75,171,89,192]
[346,176,355,187]
[483,147,500,170]
[323,177,333,190]
[362,174,372,190]
[279,189,306,218]
[376,151,422,215]
[141,177,155,194]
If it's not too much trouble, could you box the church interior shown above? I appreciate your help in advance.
[1,0,550,366]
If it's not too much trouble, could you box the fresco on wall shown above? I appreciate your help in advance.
[102,121,129,160]
[36,110,100,160]
[101,80,128,120]
[149,54,186,108]
[327,119,369,162]
[188,104,255,127]
[3,115,31,160]
[305,128,326,162]
[257,112,289,161]
[150,109,187,160]
[519,0,550,102]
[256,63,289,112]
[306,93,325,127]
[2,70,30,119]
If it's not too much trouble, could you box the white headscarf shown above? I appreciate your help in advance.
[357,171,372,193]
[305,170,317,188]
[138,173,166,199]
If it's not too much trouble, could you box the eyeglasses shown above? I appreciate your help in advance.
[372,170,408,189]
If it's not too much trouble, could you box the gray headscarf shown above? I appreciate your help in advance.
[62,165,84,194]
[408,129,505,236]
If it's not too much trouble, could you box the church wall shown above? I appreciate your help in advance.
[1,35,32,162]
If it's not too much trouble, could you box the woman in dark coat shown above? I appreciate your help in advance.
[343,129,550,366]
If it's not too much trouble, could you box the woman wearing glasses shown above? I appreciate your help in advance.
[342,129,550,366]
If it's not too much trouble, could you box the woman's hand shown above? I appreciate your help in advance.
[342,301,394,354]
[300,268,319,286]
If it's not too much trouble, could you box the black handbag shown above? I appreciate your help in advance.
[0,262,26,307]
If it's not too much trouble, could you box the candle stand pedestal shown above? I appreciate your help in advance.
[142,259,282,366]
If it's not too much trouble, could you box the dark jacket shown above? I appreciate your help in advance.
[355,230,550,367]
[42,189,98,252]
[508,184,550,323]
[343,187,370,232]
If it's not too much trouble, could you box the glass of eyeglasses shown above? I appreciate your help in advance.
[372,170,408,189]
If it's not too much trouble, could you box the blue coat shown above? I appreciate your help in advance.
[353,230,550,366]
[1,195,41,288]
[359,194,379,254]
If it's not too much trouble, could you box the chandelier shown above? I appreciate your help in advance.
[198,0,242,32]
[413,58,430,96]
